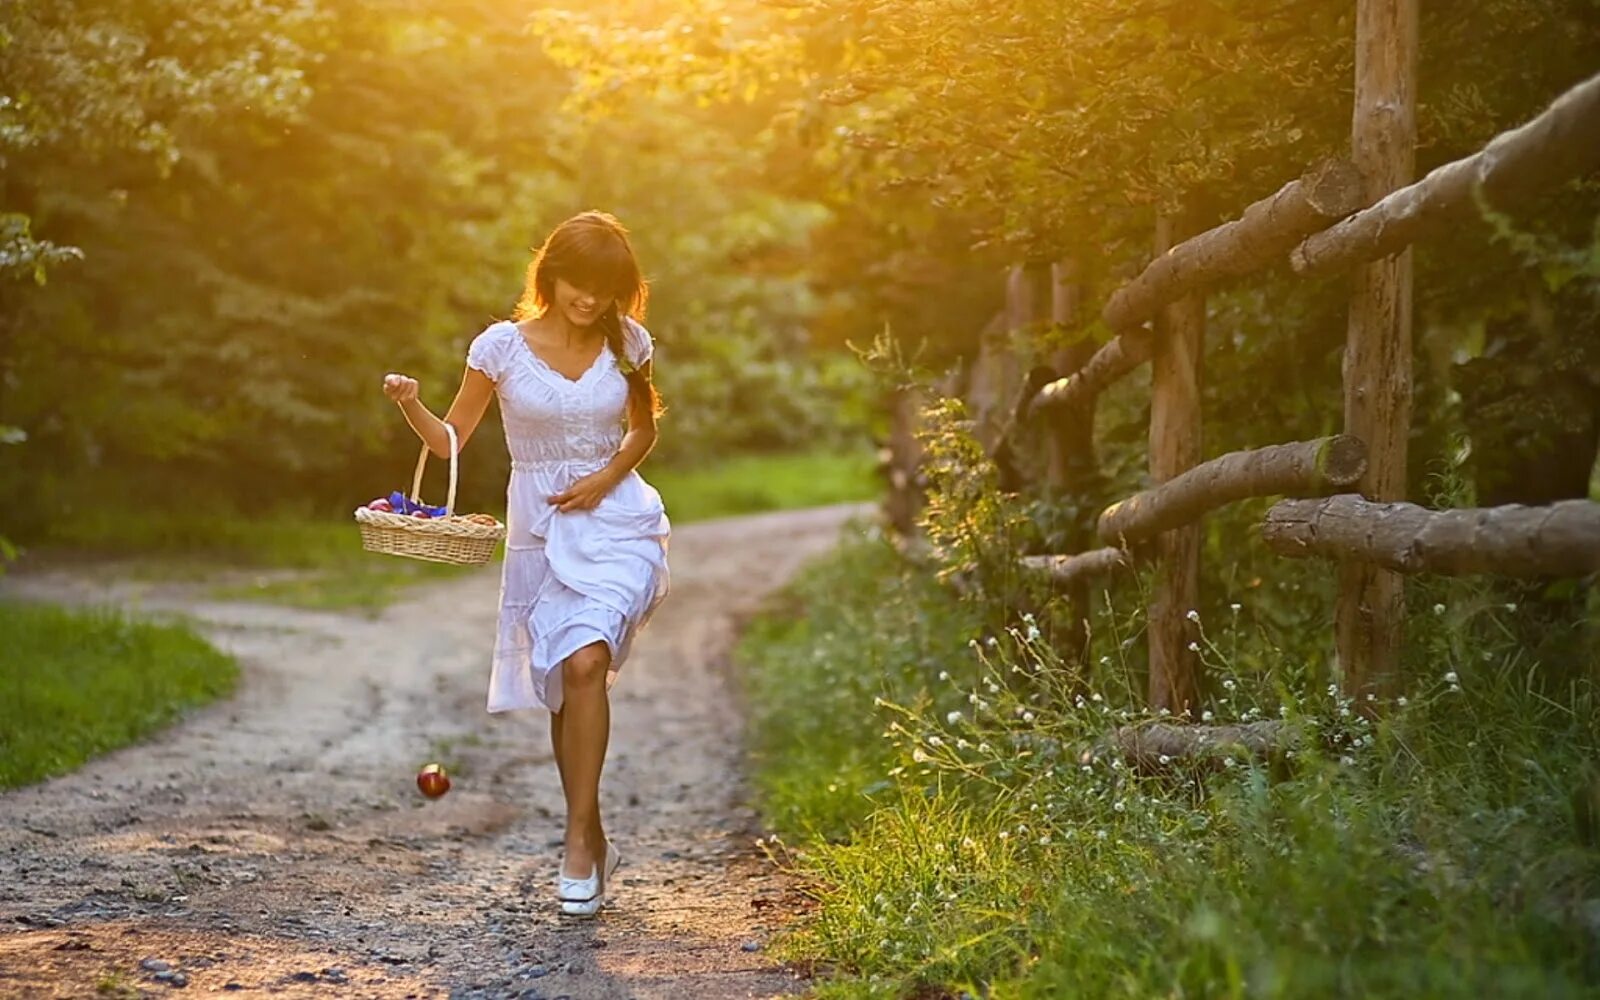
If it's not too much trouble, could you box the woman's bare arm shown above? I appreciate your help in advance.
[383,366,496,458]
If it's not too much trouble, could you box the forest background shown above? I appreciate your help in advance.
[2,0,1596,552]
[3,2,1600,994]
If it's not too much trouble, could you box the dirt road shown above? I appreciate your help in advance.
[0,503,867,999]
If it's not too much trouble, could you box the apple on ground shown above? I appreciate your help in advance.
[416,763,450,798]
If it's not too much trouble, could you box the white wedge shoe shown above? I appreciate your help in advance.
[557,839,621,917]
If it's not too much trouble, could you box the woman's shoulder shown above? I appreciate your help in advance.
[620,315,654,366]
[467,319,521,378]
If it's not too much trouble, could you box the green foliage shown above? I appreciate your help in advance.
[740,529,1600,998]
[0,601,239,788]
[647,445,878,524]
[0,0,873,540]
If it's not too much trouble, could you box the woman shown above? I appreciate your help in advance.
[382,211,670,917]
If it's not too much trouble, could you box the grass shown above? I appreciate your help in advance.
[645,445,877,523]
[0,602,239,790]
[736,526,1600,999]
[19,446,877,612]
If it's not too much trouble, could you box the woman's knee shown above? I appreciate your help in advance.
[564,644,611,690]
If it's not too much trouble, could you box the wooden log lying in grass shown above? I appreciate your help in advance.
[1262,495,1600,577]
[1081,720,1295,772]
[1020,547,1136,589]
[1103,159,1363,332]
[1032,161,1364,417]
[1292,70,1600,275]
[1099,436,1368,547]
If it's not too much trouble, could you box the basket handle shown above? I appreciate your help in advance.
[409,422,459,514]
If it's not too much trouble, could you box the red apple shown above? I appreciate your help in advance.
[367,498,393,512]
[411,510,431,519]
[416,763,450,798]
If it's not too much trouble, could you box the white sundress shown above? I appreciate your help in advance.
[466,317,670,714]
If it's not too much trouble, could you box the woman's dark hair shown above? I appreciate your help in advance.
[514,210,661,417]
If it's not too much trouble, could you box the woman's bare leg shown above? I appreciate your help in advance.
[549,710,570,796]
[557,641,611,878]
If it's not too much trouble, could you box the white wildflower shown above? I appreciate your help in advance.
[1186,609,1201,623]
[1188,641,1201,652]
[1432,603,1446,615]
[1022,711,1036,723]
[1202,710,1214,722]
[1444,671,1458,684]
[946,711,962,725]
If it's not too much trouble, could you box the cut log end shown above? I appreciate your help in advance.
[1302,158,1366,218]
[1318,434,1369,488]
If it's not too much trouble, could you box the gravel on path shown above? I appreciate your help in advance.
[0,503,868,999]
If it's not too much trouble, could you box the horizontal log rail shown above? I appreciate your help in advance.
[1031,160,1365,416]
[1029,327,1153,415]
[1292,70,1600,275]
[1262,495,1600,577]
[1103,160,1362,331]
[1099,435,1367,547]
[1020,546,1136,588]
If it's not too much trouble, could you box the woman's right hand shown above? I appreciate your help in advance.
[383,373,420,404]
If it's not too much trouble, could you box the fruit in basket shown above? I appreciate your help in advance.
[462,513,500,526]
[411,510,432,519]
[367,498,393,512]
[416,763,451,799]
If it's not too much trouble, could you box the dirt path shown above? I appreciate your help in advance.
[0,503,866,999]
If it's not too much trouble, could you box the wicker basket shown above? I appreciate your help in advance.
[354,423,506,565]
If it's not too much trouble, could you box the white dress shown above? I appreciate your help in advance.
[466,317,670,714]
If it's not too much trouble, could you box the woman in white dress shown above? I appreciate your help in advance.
[382,211,670,916]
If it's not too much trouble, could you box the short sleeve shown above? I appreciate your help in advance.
[466,322,510,381]
[622,317,654,369]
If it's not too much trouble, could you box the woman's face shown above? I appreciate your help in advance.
[552,277,614,328]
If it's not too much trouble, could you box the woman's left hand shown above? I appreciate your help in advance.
[549,469,622,513]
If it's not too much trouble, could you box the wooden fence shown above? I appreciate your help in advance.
[890,2,1600,715]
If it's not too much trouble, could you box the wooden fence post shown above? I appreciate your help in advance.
[1047,258,1099,665]
[1148,211,1205,716]
[1337,0,1418,701]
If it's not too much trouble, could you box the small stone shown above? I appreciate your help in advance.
[525,965,549,979]
[154,971,175,982]
[141,958,172,973]
[222,984,244,992]
[170,972,189,988]
[741,940,761,953]
[291,971,318,982]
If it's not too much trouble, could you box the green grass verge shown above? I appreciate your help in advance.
[0,602,239,789]
[737,528,1600,999]
[645,446,877,524]
[26,447,877,612]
